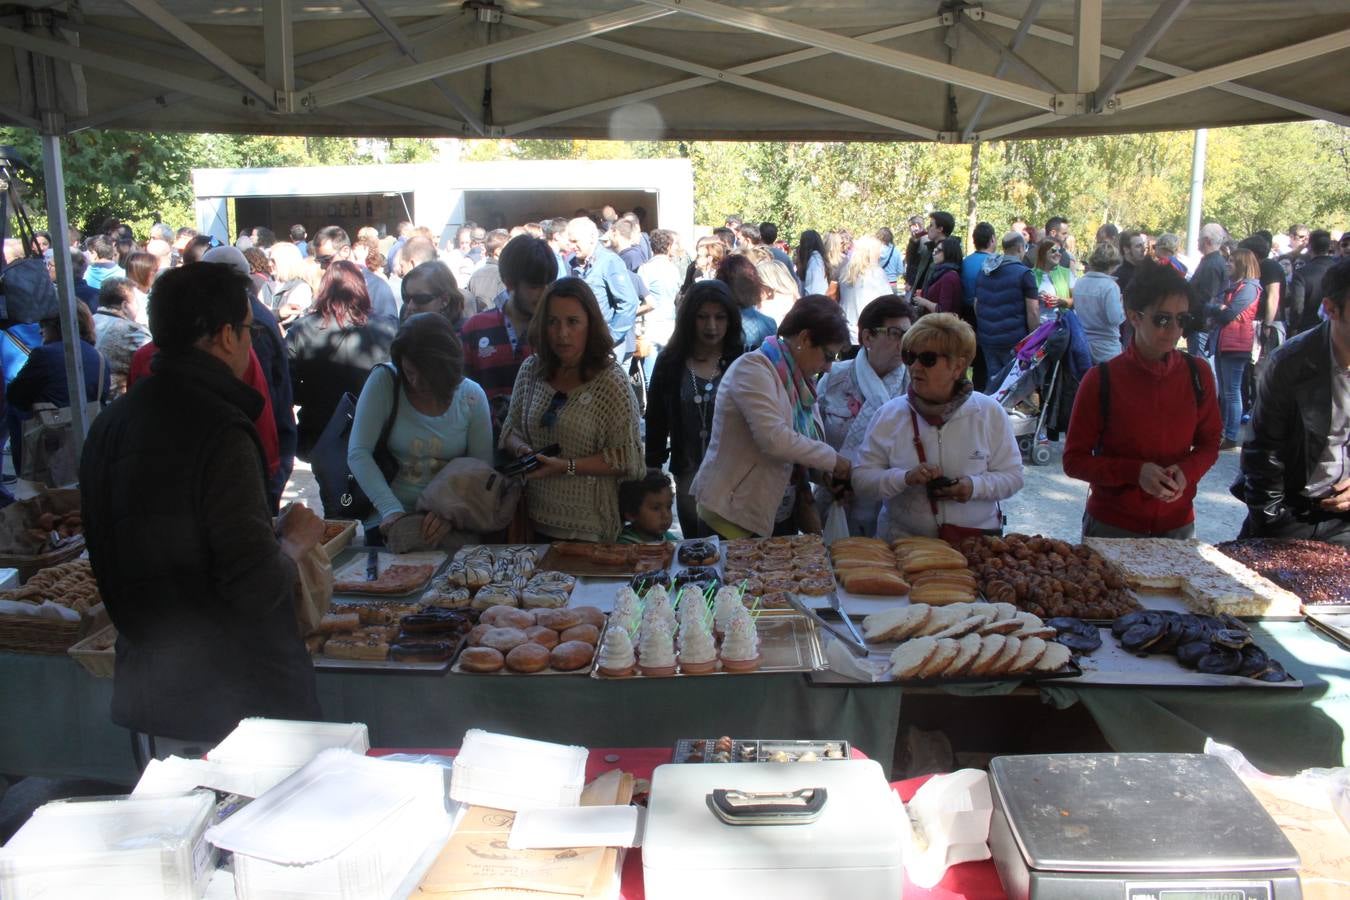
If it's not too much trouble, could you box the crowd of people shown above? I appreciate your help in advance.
[2,204,1346,554]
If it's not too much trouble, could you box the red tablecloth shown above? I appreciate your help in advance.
[372,747,1007,900]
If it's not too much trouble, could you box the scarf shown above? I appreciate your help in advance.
[907,378,974,428]
[842,349,906,460]
[758,335,820,440]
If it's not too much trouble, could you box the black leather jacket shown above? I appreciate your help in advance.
[1238,321,1337,531]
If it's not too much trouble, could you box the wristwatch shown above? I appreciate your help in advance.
[566,458,577,476]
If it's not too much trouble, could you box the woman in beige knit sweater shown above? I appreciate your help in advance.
[502,277,645,542]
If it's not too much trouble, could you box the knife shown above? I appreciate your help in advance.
[828,592,870,650]
[365,549,380,582]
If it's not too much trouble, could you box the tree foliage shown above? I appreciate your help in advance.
[2,122,1346,247]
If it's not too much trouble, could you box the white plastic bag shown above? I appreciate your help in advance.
[823,501,850,546]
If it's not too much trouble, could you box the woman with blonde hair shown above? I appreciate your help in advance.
[854,313,1022,539]
[823,231,848,286]
[838,235,891,344]
[268,241,313,326]
[745,244,800,322]
[1206,248,1262,449]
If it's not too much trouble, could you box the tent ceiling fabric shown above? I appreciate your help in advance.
[3,0,1348,141]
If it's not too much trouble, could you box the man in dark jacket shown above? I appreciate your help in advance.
[974,232,1040,380]
[1286,230,1336,335]
[909,210,955,297]
[1237,258,1350,546]
[80,262,325,756]
[1187,223,1229,356]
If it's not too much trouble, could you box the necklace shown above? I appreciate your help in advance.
[690,368,716,451]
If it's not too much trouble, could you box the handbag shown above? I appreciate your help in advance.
[908,407,1001,547]
[20,352,106,487]
[310,362,400,520]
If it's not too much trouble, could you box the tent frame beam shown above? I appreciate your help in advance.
[351,0,486,135]
[637,0,1054,111]
[262,0,295,107]
[1092,0,1191,112]
[961,0,1047,141]
[1074,0,1101,95]
[979,10,1350,129]
[120,0,276,108]
[304,7,673,108]
[499,12,943,140]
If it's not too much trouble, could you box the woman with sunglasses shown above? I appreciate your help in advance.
[691,295,852,538]
[1063,263,1222,539]
[854,314,1022,540]
[501,277,645,543]
[399,259,466,330]
[349,313,493,550]
[645,281,745,537]
[1032,239,1075,324]
[816,296,915,536]
[1206,248,1262,450]
[913,237,965,317]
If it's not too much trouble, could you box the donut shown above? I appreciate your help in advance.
[630,569,671,592]
[535,608,583,631]
[525,625,560,649]
[459,646,505,672]
[559,623,600,645]
[506,642,551,673]
[674,566,720,586]
[479,626,529,653]
[677,540,720,566]
[494,608,536,630]
[479,604,519,626]
[467,623,493,646]
[571,606,606,629]
[549,640,594,671]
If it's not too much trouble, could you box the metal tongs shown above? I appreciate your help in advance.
[786,593,870,657]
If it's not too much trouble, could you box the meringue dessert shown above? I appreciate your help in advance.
[712,586,744,637]
[596,623,637,677]
[719,610,761,673]
[638,620,677,677]
[678,617,718,674]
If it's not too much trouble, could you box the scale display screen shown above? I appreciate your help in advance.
[1127,885,1270,900]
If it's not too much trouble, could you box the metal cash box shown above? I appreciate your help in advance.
[988,753,1301,900]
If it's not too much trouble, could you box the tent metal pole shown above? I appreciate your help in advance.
[121,0,277,107]
[1091,0,1191,112]
[262,0,295,98]
[1185,129,1207,259]
[961,0,1048,142]
[1074,0,1101,93]
[39,133,91,463]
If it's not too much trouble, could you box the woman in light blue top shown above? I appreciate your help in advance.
[795,229,829,296]
[1073,241,1127,364]
[348,313,494,546]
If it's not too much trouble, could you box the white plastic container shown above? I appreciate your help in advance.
[449,729,588,811]
[201,718,370,797]
[0,567,19,590]
[206,749,450,900]
[0,789,216,900]
[643,760,904,900]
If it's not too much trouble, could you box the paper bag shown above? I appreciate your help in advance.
[293,544,333,635]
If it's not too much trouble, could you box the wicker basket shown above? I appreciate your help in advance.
[67,623,117,677]
[0,537,87,585]
[0,601,107,655]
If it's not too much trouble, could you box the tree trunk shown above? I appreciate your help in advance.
[965,141,982,241]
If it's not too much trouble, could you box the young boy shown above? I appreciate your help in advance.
[617,469,679,543]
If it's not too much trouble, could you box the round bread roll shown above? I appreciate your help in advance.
[559,623,600,646]
[467,623,493,646]
[549,640,594,671]
[479,605,518,626]
[459,646,505,672]
[506,641,551,673]
[570,606,606,629]
[479,626,529,652]
[525,624,560,649]
[535,608,583,631]
[495,607,536,630]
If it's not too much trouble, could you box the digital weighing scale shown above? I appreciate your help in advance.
[988,753,1301,900]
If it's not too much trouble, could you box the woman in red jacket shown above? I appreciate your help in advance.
[914,238,965,317]
[1206,248,1261,450]
[1063,263,1222,539]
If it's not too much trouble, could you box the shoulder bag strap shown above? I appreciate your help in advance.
[1179,352,1204,407]
[909,406,940,518]
[5,329,33,357]
[375,362,400,447]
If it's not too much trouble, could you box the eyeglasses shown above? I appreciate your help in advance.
[870,326,908,341]
[403,292,442,307]
[540,392,568,427]
[1143,311,1198,330]
[902,349,947,368]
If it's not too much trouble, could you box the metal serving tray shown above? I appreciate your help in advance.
[588,609,826,679]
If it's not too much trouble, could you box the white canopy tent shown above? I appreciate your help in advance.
[3,0,1349,455]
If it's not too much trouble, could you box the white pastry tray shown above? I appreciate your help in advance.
[588,609,826,679]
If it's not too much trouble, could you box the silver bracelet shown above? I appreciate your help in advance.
[566,458,577,476]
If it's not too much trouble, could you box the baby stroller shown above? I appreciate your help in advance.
[984,315,1090,466]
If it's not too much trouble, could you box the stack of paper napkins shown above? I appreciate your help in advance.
[206,749,451,900]
[897,768,994,889]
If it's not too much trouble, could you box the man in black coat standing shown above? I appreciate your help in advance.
[80,262,325,761]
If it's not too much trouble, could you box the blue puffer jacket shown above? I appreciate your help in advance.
[974,254,1037,350]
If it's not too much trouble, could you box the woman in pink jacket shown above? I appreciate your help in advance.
[1206,248,1261,450]
[691,296,852,538]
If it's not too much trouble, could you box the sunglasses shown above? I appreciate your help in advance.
[403,292,442,307]
[1142,311,1198,330]
[902,350,947,368]
[870,326,908,341]
[540,392,568,428]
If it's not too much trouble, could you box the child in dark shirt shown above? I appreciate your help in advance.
[617,469,679,543]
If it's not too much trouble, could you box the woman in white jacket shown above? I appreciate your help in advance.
[837,235,893,344]
[691,296,852,538]
[854,313,1023,539]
